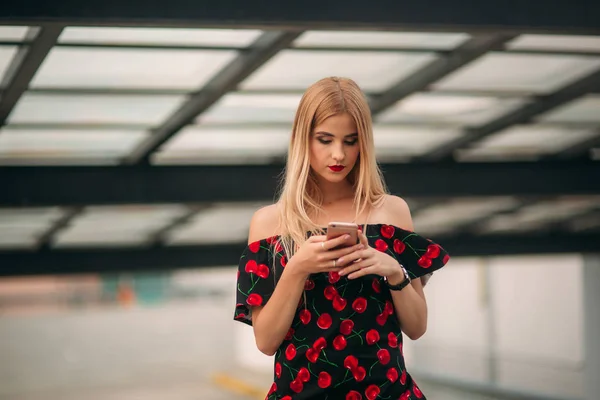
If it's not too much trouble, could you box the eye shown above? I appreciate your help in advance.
[344,139,358,145]
[317,138,332,144]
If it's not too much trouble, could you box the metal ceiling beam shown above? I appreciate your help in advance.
[1,0,599,34]
[546,128,600,160]
[1,232,599,276]
[0,25,63,126]
[369,34,515,116]
[1,161,599,206]
[419,68,600,162]
[123,30,301,165]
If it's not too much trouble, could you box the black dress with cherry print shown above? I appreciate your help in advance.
[234,224,450,400]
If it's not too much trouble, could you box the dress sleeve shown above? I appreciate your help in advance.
[233,237,278,326]
[375,225,450,282]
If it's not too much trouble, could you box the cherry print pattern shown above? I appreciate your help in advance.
[234,223,449,399]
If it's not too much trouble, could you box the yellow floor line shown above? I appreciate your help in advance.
[211,372,267,400]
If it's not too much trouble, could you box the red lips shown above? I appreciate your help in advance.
[328,165,344,172]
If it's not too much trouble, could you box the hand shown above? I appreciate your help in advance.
[337,232,405,282]
[287,234,364,278]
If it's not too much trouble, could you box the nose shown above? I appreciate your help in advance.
[332,142,345,163]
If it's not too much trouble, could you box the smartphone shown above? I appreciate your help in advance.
[326,222,359,249]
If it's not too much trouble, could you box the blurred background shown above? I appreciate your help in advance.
[0,2,599,400]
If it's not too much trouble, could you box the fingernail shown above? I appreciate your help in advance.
[337,258,343,263]
[339,270,345,276]
[344,234,350,239]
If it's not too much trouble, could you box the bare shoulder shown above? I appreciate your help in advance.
[248,204,280,244]
[381,194,414,231]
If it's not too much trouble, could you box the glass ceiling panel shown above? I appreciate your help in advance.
[30,47,238,89]
[8,93,187,126]
[155,126,290,165]
[537,95,600,123]
[508,35,600,53]
[0,26,31,41]
[0,207,65,249]
[54,204,188,247]
[197,93,302,124]
[413,197,518,235]
[375,93,529,126]
[240,50,438,92]
[294,31,470,50]
[0,128,148,164]
[373,125,463,160]
[433,53,600,94]
[167,202,267,245]
[0,46,19,85]
[456,125,599,161]
[59,27,263,47]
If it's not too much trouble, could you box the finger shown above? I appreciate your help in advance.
[358,231,369,247]
[335,248,370,267]
[339,258,371,276]
[322,234,351,251]
[348,265,378,280]
[327,243,364,260]
[309,235,327,242]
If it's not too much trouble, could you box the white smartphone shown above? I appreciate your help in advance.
[326,222,359,249]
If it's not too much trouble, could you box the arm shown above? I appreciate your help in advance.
[246,206,307,356]
[384,196,428,340]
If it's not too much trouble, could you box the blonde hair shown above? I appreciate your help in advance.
[276,77,387,258]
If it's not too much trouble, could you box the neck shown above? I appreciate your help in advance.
[317,177,355,204]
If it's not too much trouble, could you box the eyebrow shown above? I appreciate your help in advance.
[314,131,359,138]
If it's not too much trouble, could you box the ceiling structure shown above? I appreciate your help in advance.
[0,1,599,276]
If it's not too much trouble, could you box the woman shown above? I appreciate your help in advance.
[234,77,449,400]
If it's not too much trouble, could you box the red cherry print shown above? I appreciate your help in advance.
[329,271,341,284]
[386,367,398,383]
[366,329,380,345]
[393,239,406,254]
[380,224,395,239]
[236,313,246,319]
[305,348,319,363]
[304,279,315,290]
[340,319,354,335]
[318,371,332,389]
[237,270,240,279]
[290,379,303,393]
[353,366,366,382]
[265,236,275,245]
[285,343,296,360]
[343,355,359,370]
[400,369,407,385]
[443,254,450,264]
[246,293,263,307]
[399,342,404,355]
[268,382,277,395]
[280,256,287,268]
[425,243,440,258]
[346,391,362,400]
[388,332,398,348]
[377,348,391,364]
[298,367,310,383]
[313,337,327,352]
[365,384,381,400]
[413,383,424,398]
[282,397,292,400]
[275,362,282,378]
[256,264,270,279]
[324,285,338,300]
[352,297,367,313]
[418,256,432,268]
[376,313,387,326]
[299,309,311,325]
[384,300,394,316]
[372,278,381,293]
[274,240,284,254]
[248,241,260,253]
[400,390,411,400]
[333,335,347,351]
[375,239,388,252]
[244,260,257,274]
[333,295,347,311]
[317,313,333,329]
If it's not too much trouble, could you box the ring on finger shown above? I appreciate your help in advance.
[333,259,336,268]
[321,242,325,250]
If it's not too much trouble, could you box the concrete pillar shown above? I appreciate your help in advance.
[583,254,600,400]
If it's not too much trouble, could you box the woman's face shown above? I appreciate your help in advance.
[309,113,360,185]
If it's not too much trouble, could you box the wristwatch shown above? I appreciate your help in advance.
[383,264,411,291]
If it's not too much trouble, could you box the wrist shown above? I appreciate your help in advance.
[386,268,406,286]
